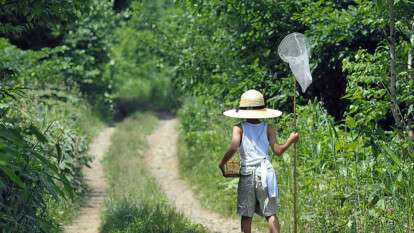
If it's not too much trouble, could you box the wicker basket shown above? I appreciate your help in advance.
[223,154,240,178]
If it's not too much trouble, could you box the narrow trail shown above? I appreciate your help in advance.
[145,118,260,233]
[64,127,115,233]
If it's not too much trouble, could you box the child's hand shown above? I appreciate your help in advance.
[289,132,299,143]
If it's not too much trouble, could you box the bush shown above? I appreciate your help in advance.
[0,5,109,230]
[0,84,103,233]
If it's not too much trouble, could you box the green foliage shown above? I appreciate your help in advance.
[173,0,299,111]
[172,0,413,121]
[343,47,414,131]
[0,83,103,232]
[0,0,90,49]
[103,201,207,233]
[108,0,179,115]
[342,49,390,129]
[282,103,413,232]
[101,112,207,233]
[0,0,115,231]
[298,0,414,123]
[64,0,120,108]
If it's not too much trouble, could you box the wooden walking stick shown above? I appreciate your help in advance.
[293,79,298,233]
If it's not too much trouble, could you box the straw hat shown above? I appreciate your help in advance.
[223,90,282,119]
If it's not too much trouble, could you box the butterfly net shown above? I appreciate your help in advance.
[278,32,312,92]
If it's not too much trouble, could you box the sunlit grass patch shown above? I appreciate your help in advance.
[102,200,206,233]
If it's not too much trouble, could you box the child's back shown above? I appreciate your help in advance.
[239,121,269,166]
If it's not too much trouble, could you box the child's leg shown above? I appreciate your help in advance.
[241,216,252,233]
[265,215,280,233]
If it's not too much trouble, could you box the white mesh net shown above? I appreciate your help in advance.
[278,32,312,92]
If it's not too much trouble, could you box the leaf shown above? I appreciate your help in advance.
[56,142,63,163]
[0,126,24,145]
[345,116,356,129]
[0,166,25,188]
[376,198,386,210]
[26,125,47,143]
[31,147,60,173]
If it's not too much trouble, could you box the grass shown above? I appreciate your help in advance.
[100,112,207,233]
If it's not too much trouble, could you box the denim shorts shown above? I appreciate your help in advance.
[237,165,278,217]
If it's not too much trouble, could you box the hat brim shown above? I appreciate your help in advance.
[223,108,282,119]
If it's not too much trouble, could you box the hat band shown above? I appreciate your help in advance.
[236,105,265,112]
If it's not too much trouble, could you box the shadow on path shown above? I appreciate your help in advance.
[112,96,178,123]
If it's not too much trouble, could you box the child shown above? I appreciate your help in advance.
[219,89,299,233]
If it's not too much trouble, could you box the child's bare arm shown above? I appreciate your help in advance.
[267,125,299,156]
[218,125,242,174]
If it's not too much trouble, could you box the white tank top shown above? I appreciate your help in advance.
[239,122,269,166]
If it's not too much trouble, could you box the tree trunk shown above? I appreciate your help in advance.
[409,17,414,83]
[388,0,403,128]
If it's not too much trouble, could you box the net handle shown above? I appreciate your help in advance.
[293,78,299,233]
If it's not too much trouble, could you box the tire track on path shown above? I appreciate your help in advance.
[64,127,114,233]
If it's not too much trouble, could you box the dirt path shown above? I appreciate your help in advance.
[64,127,115,233]
[145,118,260,233]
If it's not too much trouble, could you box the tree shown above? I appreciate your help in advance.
[0,0,90,49]
[387,0,403,128]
